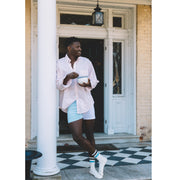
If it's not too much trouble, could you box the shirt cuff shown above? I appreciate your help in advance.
[91,80,99,89]
[85,80,99,91]
[59,79,72,91]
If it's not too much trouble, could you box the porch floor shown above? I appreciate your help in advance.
[30,141,151,180]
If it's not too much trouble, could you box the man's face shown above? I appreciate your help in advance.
[68,42,82,58]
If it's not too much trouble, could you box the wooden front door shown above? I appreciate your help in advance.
[59,38,104,134]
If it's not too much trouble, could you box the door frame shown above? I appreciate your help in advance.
[31,2,136,138]
[58,38,104,134]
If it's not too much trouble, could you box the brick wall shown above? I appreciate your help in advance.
[25,0,31,144]
[136,5,152,141]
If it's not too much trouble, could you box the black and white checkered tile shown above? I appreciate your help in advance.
[31,146,151,170]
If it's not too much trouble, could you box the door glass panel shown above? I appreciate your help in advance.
[113,42,122,94]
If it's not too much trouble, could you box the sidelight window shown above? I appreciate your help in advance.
[113,42,123,95]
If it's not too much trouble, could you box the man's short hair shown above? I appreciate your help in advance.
[65,37,80,48]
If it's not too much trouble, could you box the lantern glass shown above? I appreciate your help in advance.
[92,11,104,26]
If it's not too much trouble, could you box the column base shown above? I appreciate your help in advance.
[33,165,60,177]
[33,171,61,180]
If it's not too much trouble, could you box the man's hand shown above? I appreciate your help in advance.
[63,72,79,85]
[67,72,79,79]
[78,79,91,87]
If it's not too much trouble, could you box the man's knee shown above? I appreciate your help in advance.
[86,133,94,141]
[72,134,83,143]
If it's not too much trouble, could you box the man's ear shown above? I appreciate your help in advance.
[67,46,71,52]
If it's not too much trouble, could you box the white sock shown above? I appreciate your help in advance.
[93,151,107,176]
[89,158,103,179]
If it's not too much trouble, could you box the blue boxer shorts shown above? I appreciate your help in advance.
[67,101,95,124]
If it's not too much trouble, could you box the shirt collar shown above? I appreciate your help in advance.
[65,54,71,63]
[65,54,81,63]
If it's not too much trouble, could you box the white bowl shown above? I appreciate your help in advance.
[78,76,88,84]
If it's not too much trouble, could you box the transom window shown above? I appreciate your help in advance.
[60,14,92,25]
[113,17,122,27]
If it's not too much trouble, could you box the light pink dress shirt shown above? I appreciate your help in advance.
[56,54,99,113]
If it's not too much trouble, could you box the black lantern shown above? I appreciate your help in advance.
[92,0,104,26]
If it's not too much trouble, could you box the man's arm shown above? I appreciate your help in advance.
[86,62,99,90]
[56,60,79,91]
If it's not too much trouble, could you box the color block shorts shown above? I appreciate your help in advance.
[67,101,95,124]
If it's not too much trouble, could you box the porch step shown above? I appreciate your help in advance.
[57,133,139,146]
[28,133,140,149]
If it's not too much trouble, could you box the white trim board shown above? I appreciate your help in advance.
[32,0,151,5]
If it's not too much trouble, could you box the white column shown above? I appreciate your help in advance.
[33,0,60,176]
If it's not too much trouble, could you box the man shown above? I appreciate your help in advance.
[56,37,107,179]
